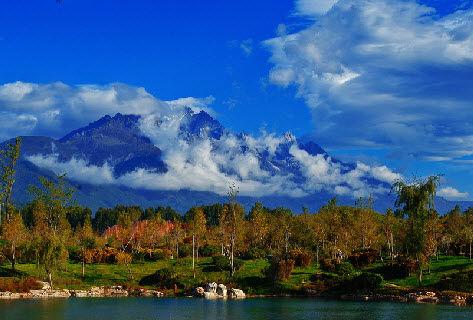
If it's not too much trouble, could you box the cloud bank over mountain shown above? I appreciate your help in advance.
[12,81,401,199]
[266,0,473,161]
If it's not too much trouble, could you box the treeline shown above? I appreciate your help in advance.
[2,176,473,285]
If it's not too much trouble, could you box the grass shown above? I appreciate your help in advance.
[3,256,473,294]
[365,256,473,289]
[5,258,272,292]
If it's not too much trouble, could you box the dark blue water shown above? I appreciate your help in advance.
[1,297,473,320]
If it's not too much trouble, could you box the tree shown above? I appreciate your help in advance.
[227,183,239,277]
[382,209,400,261]
[393,175,440,284]
[0,137,22,223]
[76,217,95,277]
[0,211,27,270]
[170,218,184,259]
[463,208,473,260]
[29,175,74,288]
[186,207,207,278]
[247,202,270,248]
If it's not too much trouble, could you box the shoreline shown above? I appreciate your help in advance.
[1,287,473,308]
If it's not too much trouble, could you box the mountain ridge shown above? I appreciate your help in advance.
[1,111,470,214]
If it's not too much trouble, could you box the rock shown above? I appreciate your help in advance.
[70,290,88,298]
[29,289,70,298]
[229,288,246,299]
[406,291,438,304]
[203,292,220,300]
[37,281,51,290]
[133,289,164,297]
[217,284,227,298]
[149,290,164,297]
[205,282,217,293]
[194,287,205,297]
[108,286,128,296]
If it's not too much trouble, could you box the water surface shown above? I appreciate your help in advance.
[1,297,473,320]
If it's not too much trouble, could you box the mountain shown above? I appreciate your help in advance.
[2,110,471,214]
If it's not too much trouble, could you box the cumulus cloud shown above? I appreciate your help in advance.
[265,0,473,161]
[438,187,470,200]
[26,154,116,185]
[0,81,213,141]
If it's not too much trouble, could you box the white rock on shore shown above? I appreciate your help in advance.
[199,283,245,300]
[229,288,246,299]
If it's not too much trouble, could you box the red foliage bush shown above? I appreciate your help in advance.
[290,248,313,267]
[265,258,295,281]
[0,277,41,293]
[319,258,337,272]
[80,247,121,264]
[348,249,378,267]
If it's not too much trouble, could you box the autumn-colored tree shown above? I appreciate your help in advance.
[170,218,184,259]
[381,209,397,261]
[76,217,96,277]
[442,205,465,255]
[462,208,473,260]
[247,202,270,248]
[185,207,207,277]
[1,210,27,270]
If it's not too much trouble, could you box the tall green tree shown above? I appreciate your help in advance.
[0,137,22,222]
[393,175,440,284]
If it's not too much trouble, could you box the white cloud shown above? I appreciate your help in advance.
[0,81,214,141]
[26,154,116,185]
[240,39,254,56]
[295,0,340,16]
[265,0,473,161]
[438,187,470,200]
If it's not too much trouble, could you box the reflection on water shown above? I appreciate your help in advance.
[1,297,473,320]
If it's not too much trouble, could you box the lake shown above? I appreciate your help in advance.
[1,297,473,320]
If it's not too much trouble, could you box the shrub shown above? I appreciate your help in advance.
[374,259,418,280]
[79,247,121,264]
[116,252,132,265]
[437,270,473,292]
[133,250,146,262]
[211,256,243,272]
[144,249,173,261]
[139,268,177,288]
[67,246,81,262]
[308,273,340,293]
[265,257,295,282]
[350,272,383,291]
[290,248,312,267]
[0,277,41,293]
[178,244,192,258]
[335,262,355,278]
[320,258,337,272]
[199,244,220,257]
[348,249,378,268]
[244,247,267,260]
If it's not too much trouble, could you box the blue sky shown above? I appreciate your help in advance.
[0,0,472,201]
